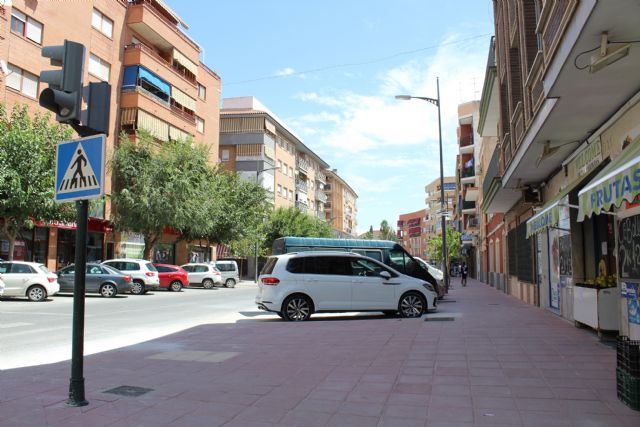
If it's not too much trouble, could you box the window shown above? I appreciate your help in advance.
[198,84,206,100]
[351,258,391,278]
[11,263,35,274]
[277,160,282,171]
[89,53,110,81]
[277,185,282,196]
[221,149,230,161]
[289,190,294,200]
[6,64,39,98]
[92,8,113,38]
[182,265,194,272]
[283,162,288,175]
[196,116,205,133]
[11,9,43,44]
[154,265,170,273]
[125,262,140,271]
[289,167,294,177]
[194,265,208,273]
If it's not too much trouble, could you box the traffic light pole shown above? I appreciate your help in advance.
[68,199,89,407]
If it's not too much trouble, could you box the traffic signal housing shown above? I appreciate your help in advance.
[39,40,85,124]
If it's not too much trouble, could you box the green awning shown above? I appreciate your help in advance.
[577,140,640,222]
[526,178,584,238]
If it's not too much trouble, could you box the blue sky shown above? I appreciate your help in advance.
[167,0,494,234]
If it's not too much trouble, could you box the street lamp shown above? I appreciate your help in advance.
[395,77,449,291]
[255,165,279,282]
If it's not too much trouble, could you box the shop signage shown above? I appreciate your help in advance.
[574,138,602,178]
[618,214,640,280]
[622,282,638,299]
[623,283,640,325]
[443,182,456,191]
[526,206,559,238]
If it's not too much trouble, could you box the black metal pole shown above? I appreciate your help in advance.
[436,78,449,292]
[68,199,88,407]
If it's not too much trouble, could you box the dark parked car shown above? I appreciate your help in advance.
[153,263,189,292]
[56,263,132,298]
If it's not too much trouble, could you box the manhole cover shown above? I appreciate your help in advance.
[424,317,455,322]
[103,385,153,397]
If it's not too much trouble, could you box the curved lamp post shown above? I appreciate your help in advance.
[395,77,449,291]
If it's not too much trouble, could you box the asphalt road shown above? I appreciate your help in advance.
[0,282,263,370]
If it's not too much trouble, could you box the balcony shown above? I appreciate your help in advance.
[120,89,195,132]
[324,201,333,211]
[464,186,479,202]
[127,0,200,65]
[466,216,480,230]
[124,43,198,88]
[295,200,308,212]
[296,157,310,173]
[459,134,474,154]
[324,184,332,193]
[315,190,327,203]
[316,210,326,220]
[461,200,476,214]
[316,171,327,184]
[295,179,308,193]
[460,166,476,185]
[482,147,501,200]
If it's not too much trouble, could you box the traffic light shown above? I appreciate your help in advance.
[39,40,85,124]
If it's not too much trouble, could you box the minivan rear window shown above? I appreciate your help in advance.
[261,257,278,275]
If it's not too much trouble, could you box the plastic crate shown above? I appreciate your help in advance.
[617,336,640,377]
[617,367,640,411]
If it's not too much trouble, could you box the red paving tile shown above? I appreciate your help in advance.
[3,277,640,426]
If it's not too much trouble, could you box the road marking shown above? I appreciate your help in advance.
[0,322,32,329]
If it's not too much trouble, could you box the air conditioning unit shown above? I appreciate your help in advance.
[522,187,542,204]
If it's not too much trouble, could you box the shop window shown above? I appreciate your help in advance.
[154,243,175,264]
[188,246,209,263]
[87,232,104,263]
[581,212,617,285]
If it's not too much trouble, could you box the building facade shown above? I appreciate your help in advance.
[483,0,640,339]
[423,176,456,261]
[325,169,358,237]
[396,209,428,259]
[454,101,482,279]
[0,0,221,268]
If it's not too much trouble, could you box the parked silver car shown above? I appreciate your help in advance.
[214,260,239,288]
[56,263,133,298]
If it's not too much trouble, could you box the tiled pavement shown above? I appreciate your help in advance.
[2,278,640,426]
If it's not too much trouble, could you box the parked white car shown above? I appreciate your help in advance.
[0,261,59,301]
[101,259,160,295]
[181,263,222,288]
[415,257,444,290]
[256,252,437,321]
[0,276,5,295]
[213,260,239,288]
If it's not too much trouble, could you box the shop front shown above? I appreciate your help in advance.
[0,226,48,263]
[577,139,640,339]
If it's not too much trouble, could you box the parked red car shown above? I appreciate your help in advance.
[153,264,189,292]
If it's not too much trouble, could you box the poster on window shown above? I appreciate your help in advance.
[623,282,640,325]
[549,229,561,310]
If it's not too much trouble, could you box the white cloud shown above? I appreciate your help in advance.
[275,67,306,79]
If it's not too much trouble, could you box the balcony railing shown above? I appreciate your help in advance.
[124,43,197,86]
[315,190,327,203]
[462,201,476,211]
[502,133,512,168]
[459,134,474,147]
[295,200,308,212]
[461,166,475,179]
[324,184,332,192]
[316,210,325,220]
[510,102,524,148]
[482,147,501,199]
[316,171,327,183]
[296,157,310,172]
[467,217,480,229]
[295,179,308,193]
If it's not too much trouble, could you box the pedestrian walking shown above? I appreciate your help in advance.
[461,262,468,287]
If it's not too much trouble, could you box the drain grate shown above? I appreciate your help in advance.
[424,317,455,322]
[103,385,153,397]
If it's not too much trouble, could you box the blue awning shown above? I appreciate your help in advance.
[122,65,171,98]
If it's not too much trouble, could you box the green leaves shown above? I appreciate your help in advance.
[0,104,74,258]
[427,226,461,265]
[261,206,333,253]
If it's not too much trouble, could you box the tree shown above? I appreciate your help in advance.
[262,206,333,253]
[0,104,74,260]
[379,219,396,241]
[362,225,374,240]
[427,226,461,271]
[110,131,211,260]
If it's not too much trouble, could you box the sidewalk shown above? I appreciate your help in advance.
[2,278,639,426]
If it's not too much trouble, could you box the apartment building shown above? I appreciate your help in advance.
[325,169,358,237]
[0,0,221,267]
[423,176,456,261]
[485,0,640,339]
[453,101,481,279]
[396,209,428,259]
[219,96,330,218]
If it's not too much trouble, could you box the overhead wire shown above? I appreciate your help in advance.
[224,33,493,86]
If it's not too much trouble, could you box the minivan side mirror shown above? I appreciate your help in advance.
[379,271,391,280]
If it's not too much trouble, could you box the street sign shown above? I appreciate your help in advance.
[54,134,106,203]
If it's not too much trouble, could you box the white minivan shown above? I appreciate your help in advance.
[256,252,437,321]
[214,260,239,288]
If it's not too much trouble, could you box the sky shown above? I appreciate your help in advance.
[167,0,495,234]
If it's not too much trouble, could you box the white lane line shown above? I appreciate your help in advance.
[0,322,32,328]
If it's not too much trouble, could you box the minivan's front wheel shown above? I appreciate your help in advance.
[282,295,312,321]
[224,279,236,288]
[398,292,425,318]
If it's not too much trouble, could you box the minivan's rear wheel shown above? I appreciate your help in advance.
[202,279,214,289]
[130,281,144,295]
[398,292,425,318]
[27,285,46,302]
[282,295,312,321]
[169,281,183,292]
[100,283,117,298]
[224,279,236,288]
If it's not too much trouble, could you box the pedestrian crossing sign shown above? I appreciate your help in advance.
[54,134,106,202]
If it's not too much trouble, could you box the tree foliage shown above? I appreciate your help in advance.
[0,104,74,260]
[427,226,462,269]
[262,206,333,253]
[362,225,374,240]
[379,219,396,241]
